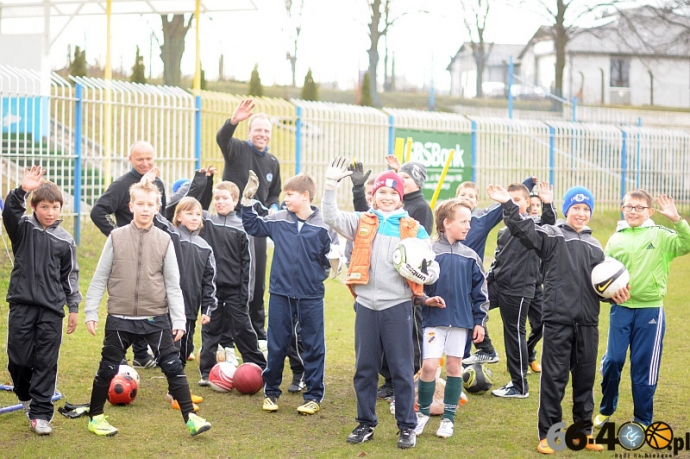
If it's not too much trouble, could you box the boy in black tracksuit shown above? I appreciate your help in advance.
[489,183,619,454]
[485,183,549,398]
[193,175,267,383]
[3,166,81,435]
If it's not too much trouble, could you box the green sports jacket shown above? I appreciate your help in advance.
[605,218,690,308]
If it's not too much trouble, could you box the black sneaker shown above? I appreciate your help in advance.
[288,375,306,393]
[377,383,394,400]
[347,423,374,444]
[397,428,416,449]
[132,356,156,369]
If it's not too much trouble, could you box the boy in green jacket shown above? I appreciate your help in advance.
[596,190,690,429]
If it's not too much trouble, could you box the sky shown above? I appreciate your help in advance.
[0,0,548,93]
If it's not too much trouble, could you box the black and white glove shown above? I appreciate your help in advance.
[241,170,259,207]
[325,156,353,190]
[398,259,440,285]
[347,161,372,188]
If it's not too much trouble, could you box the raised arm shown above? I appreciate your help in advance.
[657,194,690,257]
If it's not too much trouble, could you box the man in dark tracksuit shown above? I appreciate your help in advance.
[3,179,81,432]
[494,184,610,453]
[90,140,166,368]
[217,100,282,344]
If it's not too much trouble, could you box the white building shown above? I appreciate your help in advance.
[519,7,690,108]
[447,42,524,98]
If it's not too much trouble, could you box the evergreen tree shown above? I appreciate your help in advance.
[248,64,264,97]
[301,68,319,101]
[359,72,373,107]
[69,46,87,79]
[131,46,147,84]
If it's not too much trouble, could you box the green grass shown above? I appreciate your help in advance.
[1,214,689,458]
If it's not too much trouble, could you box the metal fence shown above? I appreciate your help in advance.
[5,65,690,243]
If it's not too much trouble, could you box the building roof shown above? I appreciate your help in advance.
[447,42,524,70]
[519,6,690,59]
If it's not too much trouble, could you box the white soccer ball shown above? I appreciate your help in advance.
[591,257,630,299]
[118,364,140,387]
[392,238,436,274]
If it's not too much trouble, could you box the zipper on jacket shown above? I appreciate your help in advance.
[134,228,143,315]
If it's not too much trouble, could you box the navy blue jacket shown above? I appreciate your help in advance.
[241,205,332,299]
[423,233,488,329]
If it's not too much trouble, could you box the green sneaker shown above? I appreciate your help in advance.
[186,413,211,436]
[594,413,611,428]
[88,414,118,437]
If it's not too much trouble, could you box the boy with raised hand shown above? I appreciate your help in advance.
[415,198,488,439]
[487,182,627,454]
[3,166,81,435]
[458,178,540,366]
[322,157,439,450]
[380,156,433,401]
[482,183,543,399]
[595,190,690,429]
[241,171,333,416]
[194,175,267,384]
[84,178,211,437]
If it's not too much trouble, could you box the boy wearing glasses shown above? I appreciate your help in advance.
[595,190,690,429]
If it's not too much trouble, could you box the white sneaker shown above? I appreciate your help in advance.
[414,412,430,435]
[224,347,239,367]
[30,419,52,435]
[436,418,454,438]
[258,340,268,353]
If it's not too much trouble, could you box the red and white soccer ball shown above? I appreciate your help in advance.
[591,257,630,299]
[117,364,140,387]
[209,362,236,392]
[108,374,138,406]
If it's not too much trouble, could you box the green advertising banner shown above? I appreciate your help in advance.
[393,128,472,202]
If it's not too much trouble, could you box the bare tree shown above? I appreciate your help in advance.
[160,14,194,87]
[461,0,493,98]
[285,0,305,88]
[366,0,422,105]
[522,0,610,99]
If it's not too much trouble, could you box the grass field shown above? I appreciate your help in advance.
[1,211,690,458]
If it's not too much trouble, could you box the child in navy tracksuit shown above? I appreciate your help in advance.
[415,199,488,439]
[241,171,332,415]
[322,158,439,450]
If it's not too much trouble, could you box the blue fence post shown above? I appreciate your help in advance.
[635,117,642,188]
[621,131,628,220]
[549,125,555,187]
[508,56,514,119]
[388,114,395,157]
[295,106,302,174]
[471,120,477,183]
[74,83,83,245]
[571,97,577,122]
[194,95,202,170]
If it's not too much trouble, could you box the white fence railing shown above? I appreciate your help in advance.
[5,64,690,241]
